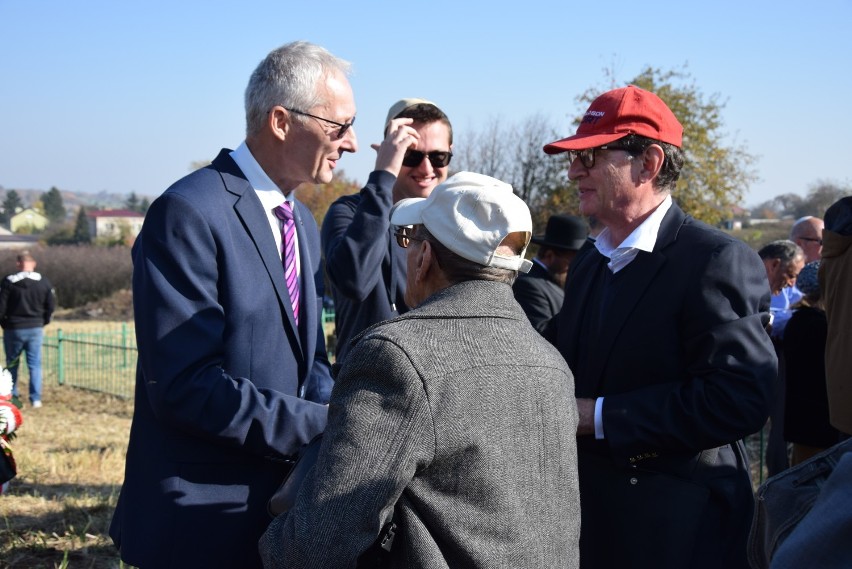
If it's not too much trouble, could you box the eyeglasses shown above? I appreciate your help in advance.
[799,237,823,245]
[402,149,453,169]
[285,108,355,139]
[394,226,424,248]
[567,144,632,169]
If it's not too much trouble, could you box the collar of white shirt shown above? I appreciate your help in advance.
[594,194,673,274]
[229,141,292,209]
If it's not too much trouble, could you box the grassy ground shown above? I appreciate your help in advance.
[1,379,132,568]
[2,320,133,569]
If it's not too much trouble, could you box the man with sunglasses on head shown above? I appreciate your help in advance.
[110,41,354,569]
[543,85,776,569]
[322,98,452,362]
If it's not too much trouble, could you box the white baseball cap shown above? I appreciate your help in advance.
[390,172,533,272]
[384,97,436,133]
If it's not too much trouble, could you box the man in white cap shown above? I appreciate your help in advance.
[322,98,453,362]
[262,172,581,569]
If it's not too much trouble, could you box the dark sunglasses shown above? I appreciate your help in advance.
[393,226,424,248]
[402,149,453,169]
[285,107,355,139]
[567,144,633,169]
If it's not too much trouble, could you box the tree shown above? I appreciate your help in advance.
[453,115,570,230]
[295,170,361,227]
[43,186,67,223]
[800,180,849,218]
[74,206,92,243]
[125,192,140,212]
[1,190,23,225]
[576,65,757,226]
[139,197,151,213]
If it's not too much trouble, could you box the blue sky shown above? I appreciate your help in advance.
[2,1,850,208]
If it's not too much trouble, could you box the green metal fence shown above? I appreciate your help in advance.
[2,324,137,399]
[4,319,775,487]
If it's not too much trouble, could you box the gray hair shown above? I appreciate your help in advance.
[758,239,804,266]
[416,226,519,286]
[244,41,352,137]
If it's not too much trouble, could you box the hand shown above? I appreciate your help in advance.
[372,118,419,176]
[576,398,596,436]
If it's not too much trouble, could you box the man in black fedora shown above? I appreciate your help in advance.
[513,214,588,333]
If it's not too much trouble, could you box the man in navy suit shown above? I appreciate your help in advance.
[543,86,777,569]
[109,41,357,569]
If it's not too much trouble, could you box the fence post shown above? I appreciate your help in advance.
[57,329,64,385]
[122,322,128,368]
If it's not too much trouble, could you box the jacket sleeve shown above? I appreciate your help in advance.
[602,239,777,457]
[513,277,556,334]
[0,279,9,322]
[322,170,396,302]
[43,278,56,325]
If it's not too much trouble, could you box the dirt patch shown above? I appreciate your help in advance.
[54,289,134,321]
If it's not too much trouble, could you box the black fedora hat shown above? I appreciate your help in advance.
[531,214,588,251]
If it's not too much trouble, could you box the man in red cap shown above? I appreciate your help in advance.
[543,85,777,569]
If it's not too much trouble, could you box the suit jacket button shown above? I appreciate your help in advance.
[629,477,638,485]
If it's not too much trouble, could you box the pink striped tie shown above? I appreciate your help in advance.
[274,202,300,326]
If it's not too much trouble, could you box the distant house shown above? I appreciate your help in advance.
[87,209,145,240]
[10,208,49,233]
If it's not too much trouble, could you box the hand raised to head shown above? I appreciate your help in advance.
[373,117,420,176]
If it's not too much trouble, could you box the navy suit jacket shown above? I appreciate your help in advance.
[556,203,777,569]
[110,150,332,569]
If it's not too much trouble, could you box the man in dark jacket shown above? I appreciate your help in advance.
[0,251,55,407]
[322,99,453,362]
[543,85,776,569]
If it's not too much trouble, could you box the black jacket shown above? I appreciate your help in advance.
[0,271,55,329]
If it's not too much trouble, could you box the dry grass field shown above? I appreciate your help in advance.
[1,320,134,569]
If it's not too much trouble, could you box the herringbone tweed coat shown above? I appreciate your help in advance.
[261,279,580,568]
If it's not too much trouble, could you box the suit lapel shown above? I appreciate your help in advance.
[293,200,317,362]
[214,151,304,357]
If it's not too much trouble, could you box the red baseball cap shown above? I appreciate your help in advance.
[543,85,683,154]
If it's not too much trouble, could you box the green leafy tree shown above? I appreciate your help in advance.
[74,206,92,243]
[1,190,23,224]
[43,186,67,223]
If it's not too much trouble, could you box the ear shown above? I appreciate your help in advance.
[414,239,436,284]
[268,106,291,142]
[638,144,665,184]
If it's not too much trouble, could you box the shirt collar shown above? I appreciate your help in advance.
[230,141,292,210]
[595,194,673,258]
